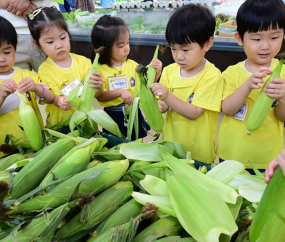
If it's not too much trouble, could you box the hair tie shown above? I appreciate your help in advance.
[28,8,43,20]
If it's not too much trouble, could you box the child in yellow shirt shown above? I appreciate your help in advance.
[92,15,162,140]
[217,0,285,172]
[0,17,54,157]
[150,4,223,169]
[27,7,104,133]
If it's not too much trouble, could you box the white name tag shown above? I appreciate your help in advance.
[231,102,248,121]
[0,92,20,115]
[61,79,83,97]
[108,76,129,91]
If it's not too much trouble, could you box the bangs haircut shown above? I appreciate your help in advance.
[166,4,215,48]
[91,15,129,66]
[28,7,71,46]
[237,0,285,40]
[0,16,17,50]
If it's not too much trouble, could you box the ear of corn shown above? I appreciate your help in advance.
[79,47,105,114]
[166,173,238,242]
[249,167,285,242]
[12,160,129,213]
[10,139,75,199]
[133,216,182,242]
[0,154,24,172]
[140,175,169,197]
[246,59,285,135]
[99,198,143,235]
[40,138,99,186]
[16,90,43,151]
[55,181,133,240]
[137,72,164,133]
[159,146,239,204]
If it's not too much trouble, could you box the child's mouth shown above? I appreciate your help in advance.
[258,54,269,58]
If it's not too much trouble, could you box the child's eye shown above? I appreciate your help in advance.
[272,37,279,40]
[252,39,260,41]
[47,41,53,44]
[4,52,11,55]
[118,45,124,48]
[61,37,66,40]
[171,48,175,51]
[183,49,189,52]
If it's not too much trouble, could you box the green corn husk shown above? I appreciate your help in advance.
[166,173,238,242]
[79,47,104,114]
[249,167,285,242]
[140,175,169,197]
[120,143,174,162]
[178,238,196,242]
[0,154,24,172]
[133,216,182,242]
[129,161,152,172]
[246,59,285,134]
[159,146,239,204]
[137,72,164,133]
[143,168,167,180]
[156,236,181,242]
[55,181,133,240]
[40,138,98,186]
[98,198,143,234]
[16,90,43,151]
[10,139,75,199]
[11,160,129,213]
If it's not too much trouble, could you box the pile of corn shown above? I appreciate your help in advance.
[0,128,284,242]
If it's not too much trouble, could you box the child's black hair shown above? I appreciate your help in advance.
[237,0,285,40]
[91,15,129,66]
[27,7,71,47]
[0,16,17,50]
[165,4,215,48]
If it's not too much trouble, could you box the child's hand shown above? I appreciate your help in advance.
[121,90,134,105]
[265,149,285,183]
[150,59,163,77]
[158,100,169,113]
[17,77,37,93]
[58,96,72,111]
[264,77,285,100]
[21,2,37,20]
[150,83,168,101]
[0,80,17,97]
[88,72,104,95]
[246,67,272,90]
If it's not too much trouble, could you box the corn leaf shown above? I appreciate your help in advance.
[69,110,87,132]
[239,185,266,203]
[140,175,169,197]
[226,174,266,190]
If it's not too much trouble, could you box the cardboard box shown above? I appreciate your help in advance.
[219,20,237,37]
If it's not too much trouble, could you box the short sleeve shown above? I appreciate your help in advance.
[191,68,223,112]
[38,68,62,96]
[160,68,171,92]
[222,66,237,100]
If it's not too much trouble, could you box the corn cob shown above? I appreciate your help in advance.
[0,154,24,172]
[55,181,133,240]
[40,138,98,186]
[246,59,285,135]
[136,66,164,133]
[1,202,76,242]
[99,198,143,234]
[79,47,105,114]
[133,216,182,242]
[16,90,43,151]
[249,167,285,242]
[10,139,75,199]
[11,160,129,213]
[147,44,166,87]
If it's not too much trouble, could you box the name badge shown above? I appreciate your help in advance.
[108,76,129,91]
[61,79,83,97]
[231,102,248,121]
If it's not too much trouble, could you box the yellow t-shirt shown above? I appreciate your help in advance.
[216,59,285,169]
[97,59,140,107]
[38,53,92,128]
[161,61,223,163]
[0,67,44,157]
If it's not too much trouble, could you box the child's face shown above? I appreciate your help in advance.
[110,31,130,65]
[0,42,15,76]
[38,25,71,62]
[170,41,210,72]
[236,27,284,66]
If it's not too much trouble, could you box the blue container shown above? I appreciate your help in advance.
[101,0,115,9]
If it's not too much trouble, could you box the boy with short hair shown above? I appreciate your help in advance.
[151,4,223,169]
[217,0,285,172]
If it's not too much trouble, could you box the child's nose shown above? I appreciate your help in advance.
[261,41,270,50]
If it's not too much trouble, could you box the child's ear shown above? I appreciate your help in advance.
[235,32,243,46]
[204,37,214,51]
[32,40,41,50]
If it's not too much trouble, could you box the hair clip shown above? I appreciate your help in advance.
[28,8,42,20]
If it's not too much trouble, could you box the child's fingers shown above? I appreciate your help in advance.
[277,154,285,176]
[271,78,284,84]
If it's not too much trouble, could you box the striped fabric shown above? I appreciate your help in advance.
[74,0,95,12]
